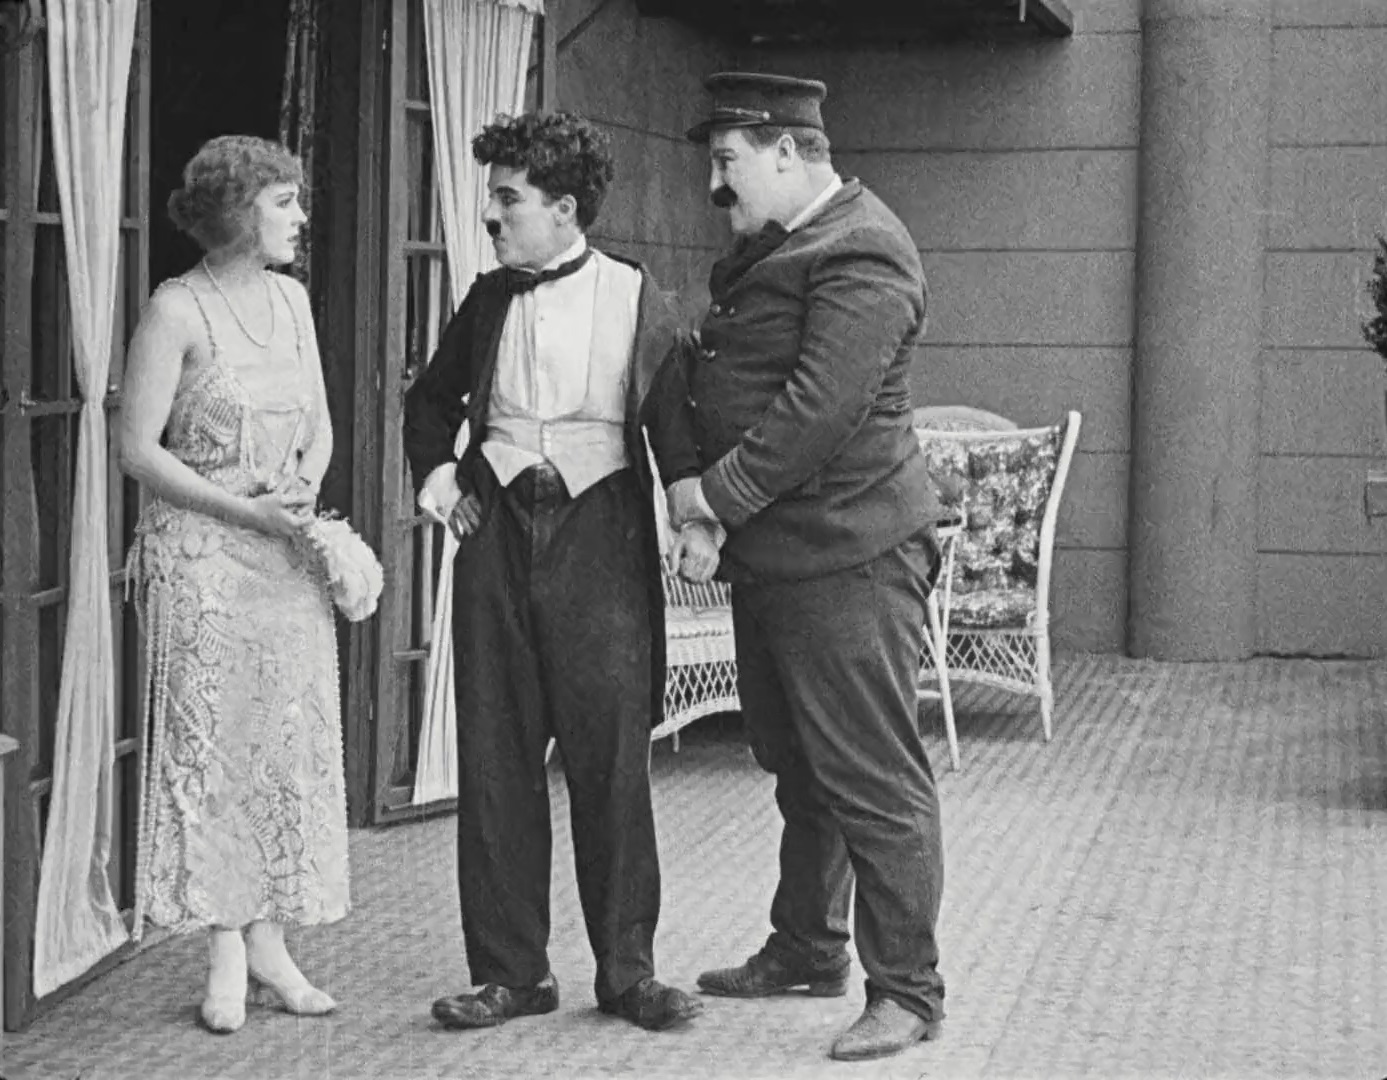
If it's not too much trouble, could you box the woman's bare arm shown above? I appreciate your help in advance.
[117,286,309,536]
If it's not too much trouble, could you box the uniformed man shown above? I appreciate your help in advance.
[643,72,950,1062]
[403,111,701,1034]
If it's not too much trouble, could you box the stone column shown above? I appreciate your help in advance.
[1127,0,1271,660]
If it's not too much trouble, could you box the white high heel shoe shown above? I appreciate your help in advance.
[245,920,336,1016]
[200,927,249,1034]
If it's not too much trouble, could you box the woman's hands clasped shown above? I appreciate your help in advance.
[246,478,317,538]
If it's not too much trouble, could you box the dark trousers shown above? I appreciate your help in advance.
[451,460,660,1004]
[731,531,946,1022]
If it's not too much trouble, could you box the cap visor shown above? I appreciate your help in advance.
[685,117,764,144]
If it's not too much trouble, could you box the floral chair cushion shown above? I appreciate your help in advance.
[917,425,1063,630]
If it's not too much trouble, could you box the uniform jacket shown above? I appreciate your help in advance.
[642,177,948,583]
[403,250,680,725]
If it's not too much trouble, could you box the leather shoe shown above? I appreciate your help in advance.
[431,972,559,1029]
[697,950,849,998]
[598,977,703,1031]
[830,997,942,1062]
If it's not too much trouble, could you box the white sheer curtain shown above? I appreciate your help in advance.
[33,0,139,997]
[413,0,542,804]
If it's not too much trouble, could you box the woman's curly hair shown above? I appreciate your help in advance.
[471,112,614,230]
[167,135,303,252]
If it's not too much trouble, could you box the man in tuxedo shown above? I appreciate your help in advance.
[643,72,950,1062]
[403,111,701,1034]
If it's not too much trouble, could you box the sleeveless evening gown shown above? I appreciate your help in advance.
[127,273,350,937]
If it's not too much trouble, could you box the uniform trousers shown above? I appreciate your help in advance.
[730,529,946,1022]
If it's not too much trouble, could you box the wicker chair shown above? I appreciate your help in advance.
[914,409,1082,768]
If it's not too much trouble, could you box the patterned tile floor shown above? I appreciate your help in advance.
[5,655,1387,1080]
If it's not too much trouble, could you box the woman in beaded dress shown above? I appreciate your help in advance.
[118,136,349,1034]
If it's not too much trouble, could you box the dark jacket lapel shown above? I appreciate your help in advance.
[455,273,511,481]
[626,266,681,496]
[464,276,511,431]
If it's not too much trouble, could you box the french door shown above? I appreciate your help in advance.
[0,2,152,1029]
[349,0,459,825]
[354,0,548,825]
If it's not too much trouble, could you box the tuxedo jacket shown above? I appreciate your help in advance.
[403,250,681,726]
[642,178,948,584]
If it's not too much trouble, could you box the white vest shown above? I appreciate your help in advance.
[483,248,641,497]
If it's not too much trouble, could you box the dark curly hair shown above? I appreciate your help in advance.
[167,135,303,252]
[471,112,614,230]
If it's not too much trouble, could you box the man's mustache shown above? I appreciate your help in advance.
[711,185,737,209]
[486,220,501,237]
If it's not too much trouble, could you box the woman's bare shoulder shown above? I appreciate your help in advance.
[129,277,208,365]
[144,276,206,324]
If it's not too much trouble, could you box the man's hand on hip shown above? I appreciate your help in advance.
[419,462,462,525]
[419,460,482,542]
[449,494,482,542]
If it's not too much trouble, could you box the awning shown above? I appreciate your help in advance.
[633,0,1074,45]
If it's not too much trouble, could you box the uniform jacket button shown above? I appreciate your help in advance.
[710,303,722,315]
[703,348,717,360]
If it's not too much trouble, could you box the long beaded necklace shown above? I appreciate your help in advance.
[201,257,276,348]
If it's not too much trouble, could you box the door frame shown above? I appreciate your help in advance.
[343,0,391,828]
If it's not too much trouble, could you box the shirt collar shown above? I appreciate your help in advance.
[785,173,843,233]
[542,235,589,272]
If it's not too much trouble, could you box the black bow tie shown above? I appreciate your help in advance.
[506,248,594,295]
